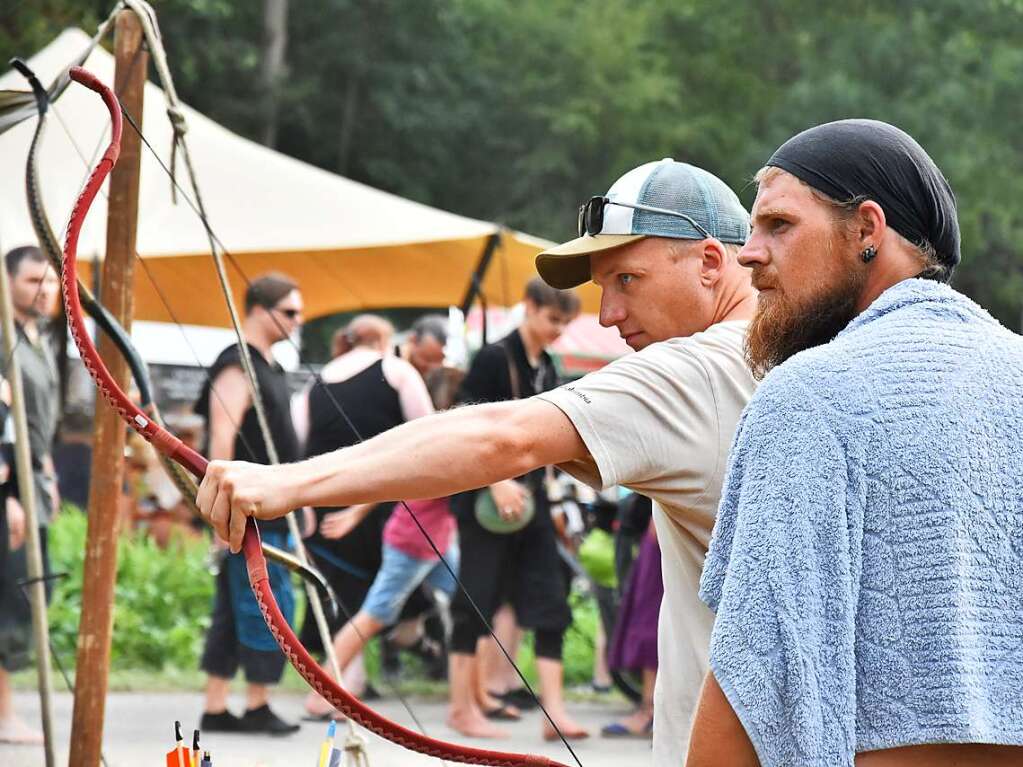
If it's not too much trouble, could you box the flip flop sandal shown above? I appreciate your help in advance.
[498,687,540,710]
[483,703,521,721]
[600,719,653,739]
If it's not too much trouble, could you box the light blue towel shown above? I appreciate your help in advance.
[700,278,1023,766]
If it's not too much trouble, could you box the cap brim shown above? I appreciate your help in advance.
[535,234,645,289]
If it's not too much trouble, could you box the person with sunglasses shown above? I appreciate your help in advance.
[195,159,758,762]
[194,271,304,736]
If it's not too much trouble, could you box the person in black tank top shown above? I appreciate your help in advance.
[294,315,436,708]
[194,273,304,736]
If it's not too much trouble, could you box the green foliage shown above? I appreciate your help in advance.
[6,1,1023,327]
[48,507,214,670]
[46,508,600,684]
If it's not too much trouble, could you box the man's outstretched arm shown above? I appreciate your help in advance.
[196,398,587,551]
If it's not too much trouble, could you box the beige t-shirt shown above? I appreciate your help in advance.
[537,320,755,766]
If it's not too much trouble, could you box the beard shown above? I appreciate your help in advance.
[745,253,867,381]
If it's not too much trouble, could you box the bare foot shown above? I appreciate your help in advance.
[305,690,331,715]
[478,691,504,710]
[542,715,590,742]
[304,690,346,721]
[0,716,44,745]
[447,708,509,739]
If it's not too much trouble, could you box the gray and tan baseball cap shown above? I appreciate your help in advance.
[536,159,750,289]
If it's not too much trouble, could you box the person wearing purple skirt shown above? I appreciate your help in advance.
[603,520,662,738]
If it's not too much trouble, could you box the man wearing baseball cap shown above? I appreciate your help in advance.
[194,159,758,762]
[690,120,1023,766]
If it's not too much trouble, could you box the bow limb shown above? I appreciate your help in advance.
[13,55,190,497]
[63,66,568,767]
[13,58,336,608]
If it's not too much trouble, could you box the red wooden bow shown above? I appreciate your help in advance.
[61,65,569,767]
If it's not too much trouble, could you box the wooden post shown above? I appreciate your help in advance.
[0,259,56,767]
[68,11,146,767]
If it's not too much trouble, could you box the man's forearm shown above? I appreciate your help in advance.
[282,399,576,510]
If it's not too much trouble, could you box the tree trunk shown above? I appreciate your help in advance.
[260,0,288,147]
[337,72,361,175]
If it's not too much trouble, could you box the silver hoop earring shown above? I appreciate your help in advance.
[860,245,877,263]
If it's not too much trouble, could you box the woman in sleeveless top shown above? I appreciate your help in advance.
[293,316,435,711]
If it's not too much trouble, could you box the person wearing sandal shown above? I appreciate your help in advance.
[601,514,660,740]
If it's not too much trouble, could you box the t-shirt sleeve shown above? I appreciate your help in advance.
[699,373,859,767]
[535,341,718,499]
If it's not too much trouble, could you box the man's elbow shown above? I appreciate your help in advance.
[473,401,545,477]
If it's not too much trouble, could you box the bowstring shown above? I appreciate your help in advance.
[44,98,266,466]
[113,108,443,753]
[129,242,436,738]
[41,72,356,662]
[118,105,584,767]
[46,83,437,754]
[39,32,342,687]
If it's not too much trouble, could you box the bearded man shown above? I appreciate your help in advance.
[687,120,1023,767]
[195,158,757,760]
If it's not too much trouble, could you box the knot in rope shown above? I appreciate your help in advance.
[342,729,370,767]
[166,105,186,134]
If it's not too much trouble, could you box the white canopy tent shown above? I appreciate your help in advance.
[0,28,604,329]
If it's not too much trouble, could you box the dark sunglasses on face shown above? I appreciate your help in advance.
[274,307,301,319]
[577,195,713,240]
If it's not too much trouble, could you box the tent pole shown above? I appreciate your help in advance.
[0,242,56,767]
[459,232,502,343]
[69,11,147,767]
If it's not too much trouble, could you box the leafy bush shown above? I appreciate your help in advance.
[46,509,598,685]
[48,508,214,671]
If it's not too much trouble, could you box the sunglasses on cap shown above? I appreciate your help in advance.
[577,195,713,240]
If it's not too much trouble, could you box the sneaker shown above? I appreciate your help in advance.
[199,710,244,733]
[239,704,300,736]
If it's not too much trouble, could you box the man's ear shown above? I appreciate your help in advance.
[700,240,726,286]
[856,200,887,248]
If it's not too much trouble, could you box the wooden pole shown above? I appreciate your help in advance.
[68,11,146,767]
[0,258,56,767]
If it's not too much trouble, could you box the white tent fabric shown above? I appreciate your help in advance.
[0,27,511,255]
[0,29,588,326]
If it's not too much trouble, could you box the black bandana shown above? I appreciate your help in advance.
[767,119,960,276]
